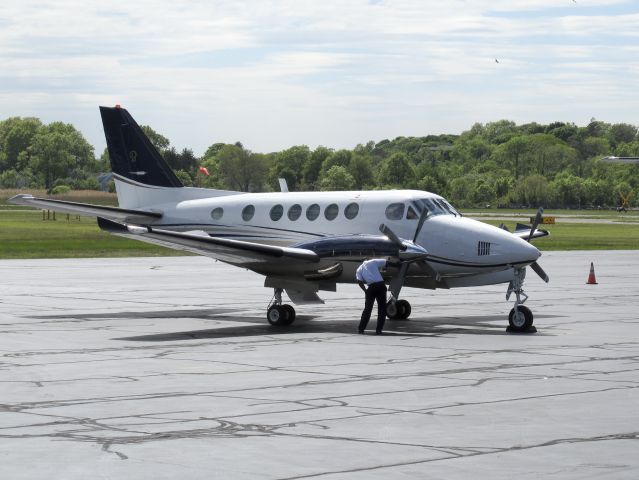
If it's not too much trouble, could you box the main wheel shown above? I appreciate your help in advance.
[282,304,296,325]
[386,301,400,319]
[267,305,289,326]
[397,299,411,319]
[508,305,533,332]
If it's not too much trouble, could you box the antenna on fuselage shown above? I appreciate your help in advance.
[278,178,289,192]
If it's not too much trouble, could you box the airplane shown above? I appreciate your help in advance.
[9,105,550,333]
[600,156,639,164]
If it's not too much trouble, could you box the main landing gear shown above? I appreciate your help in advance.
[266,288,296,326]
[506,267,536,333]
[386,298,412,320]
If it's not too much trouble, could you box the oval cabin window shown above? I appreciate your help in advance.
[344,202,359,220]
[270,205,284,221]
[288,204,302,221]
[242,205,255,221]
[306,204,320,221]
[385,203,405,220]
[211,207,224,220]
[325,203,339,220]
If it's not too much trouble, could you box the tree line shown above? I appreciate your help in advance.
[1,115,638,208]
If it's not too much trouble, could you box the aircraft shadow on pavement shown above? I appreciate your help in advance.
[106,310,561,342]
[31,308,560,341]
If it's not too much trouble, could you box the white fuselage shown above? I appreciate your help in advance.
[124,183,541,285]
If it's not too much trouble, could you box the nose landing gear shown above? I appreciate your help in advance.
[506,268,536,333]
[266,288,296,326]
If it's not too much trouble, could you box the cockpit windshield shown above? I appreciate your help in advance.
[412,197,460,217]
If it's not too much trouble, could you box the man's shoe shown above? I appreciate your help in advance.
[358,330,365,334]
[375,331,383,335]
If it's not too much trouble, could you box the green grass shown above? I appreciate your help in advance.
[0,210,186,259]
[464,207,639,220]
[482,220,639,250]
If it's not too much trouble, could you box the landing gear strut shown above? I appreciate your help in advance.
[266,288,296,326]
[506,268,536,333]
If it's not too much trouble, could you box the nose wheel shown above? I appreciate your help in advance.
[506,268,537,333]
[266,288,296,326]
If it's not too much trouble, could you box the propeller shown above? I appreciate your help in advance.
[379,208,440,300]
[525,207,549,283]
[527,207,543,243]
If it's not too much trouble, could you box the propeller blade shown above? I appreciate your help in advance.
[379,223,407,251]
[530,261,549,283]
[528,207,544,243]
[417,260,441,282]
[413,209,429,242]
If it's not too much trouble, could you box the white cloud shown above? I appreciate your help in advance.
[1,0,638,153]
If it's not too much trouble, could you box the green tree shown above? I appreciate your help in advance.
[608,123,637,147]
[348,153,374,189]
[270,145,310,191]
[318,165,356,191]
[551,171,586,208]
[377,152,415,187]
[0,117,42,171]
[320,149,352,177]
[214,144,266,192]
[175,169,194,186]
[518,174,552,207]
[140,125,170,151]
[28,122,95,190]
[303,146,332,188]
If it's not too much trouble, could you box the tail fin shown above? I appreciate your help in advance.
[99,105,182,188]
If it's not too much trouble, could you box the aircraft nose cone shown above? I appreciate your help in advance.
[518,237,541,262]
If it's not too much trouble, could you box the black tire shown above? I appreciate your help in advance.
[386,301,400,319]
[267,305,289,326]
[282,304,296,325]
[397,299,411,319]
[508,305,533,331]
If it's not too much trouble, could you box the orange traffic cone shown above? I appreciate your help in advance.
[586,262,598,285]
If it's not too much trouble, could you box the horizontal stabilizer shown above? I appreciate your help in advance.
[8,194,162,223]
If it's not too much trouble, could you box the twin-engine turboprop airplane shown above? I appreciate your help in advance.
[10,106,550,332]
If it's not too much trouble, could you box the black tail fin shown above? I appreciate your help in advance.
[99,105,183,188]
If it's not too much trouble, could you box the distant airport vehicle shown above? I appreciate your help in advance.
[10,106,550,332]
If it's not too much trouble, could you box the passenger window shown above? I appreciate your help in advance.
[210,207,224,220]
[344,202,359,220]
[385,203,405,220]
[406,206,418,220]
[288,204,302,221]
[325,203,339,220]
[242,205,255,221]
[270,204,283,221]
[306,204,320,221]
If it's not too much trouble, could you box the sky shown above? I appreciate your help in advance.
[1,0,638,156]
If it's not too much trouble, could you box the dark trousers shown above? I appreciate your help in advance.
[358,282,387,333]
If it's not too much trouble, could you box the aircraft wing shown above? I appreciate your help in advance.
[8,194,162,223]
[97,218,320,265]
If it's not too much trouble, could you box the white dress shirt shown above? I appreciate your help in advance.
[356,258,387,285]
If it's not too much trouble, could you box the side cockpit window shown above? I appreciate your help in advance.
[406,205,419,220]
